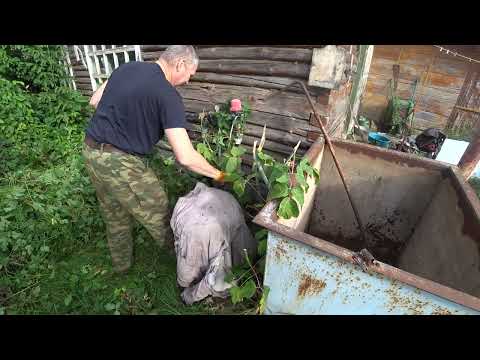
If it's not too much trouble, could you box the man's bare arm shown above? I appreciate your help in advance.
[165,128,223,180]
[89,80,108,109]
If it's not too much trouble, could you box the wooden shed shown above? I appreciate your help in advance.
[360,45,480,133]
[65,45,367,160]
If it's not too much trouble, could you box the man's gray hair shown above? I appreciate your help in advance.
[160,45,199,67]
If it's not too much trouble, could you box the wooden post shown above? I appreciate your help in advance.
[458,122,480,180]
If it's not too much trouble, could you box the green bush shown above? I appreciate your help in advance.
[0,45,101,313]
[0,45,71,92]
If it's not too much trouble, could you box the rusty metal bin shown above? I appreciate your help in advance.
[253,138,480,315]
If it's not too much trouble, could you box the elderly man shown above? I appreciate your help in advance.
[82,45,225,274]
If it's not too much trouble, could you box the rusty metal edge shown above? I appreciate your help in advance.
[448,166,480,220]
[331,138,452,171]
[253,137,480,312]
[253,202,480,312]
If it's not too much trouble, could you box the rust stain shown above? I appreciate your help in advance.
[431,309,453,315]
[297,273,326,298]
[274,244,288,260]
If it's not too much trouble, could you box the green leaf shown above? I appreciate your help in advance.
[257,151,274,164]
[196,143,213,161]
[291,186,305,208]
[225,157,239,173]
[277,197,300,219]
[230,146,246,157]
[268,163,288,184]
[255,229,268,241]
[257,238,267,257]
[233,178,246,197]
[240,279,257,300]
[268,182,289,200]
[32,286,41,297]
[0,307,5,315]
[275,174,289,184]
[224,172,241,182]
[295,172,308,192]
[64,294,73,306]
[104,303,116,311]
[230,286,243,304]
[258,286,270,315]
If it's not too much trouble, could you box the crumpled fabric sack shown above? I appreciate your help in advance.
[170,182,256,305]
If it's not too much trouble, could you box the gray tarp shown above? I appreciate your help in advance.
[170,182,256,305]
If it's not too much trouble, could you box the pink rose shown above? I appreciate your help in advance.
[230,99,242,112]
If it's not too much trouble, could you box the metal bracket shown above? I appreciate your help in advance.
[352,248,377,272]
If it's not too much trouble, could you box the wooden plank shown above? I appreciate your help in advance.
[182,121,306,156]
[183,102,314,134]
[142,51,163,61]
[72,64,87,71]
[431,57,470,78]
[399,49,435,67]
[372,46,402,61]
[72,70,90,77]
[178,83,328,120]
[76,78,93,85]
[144,55,311,78]
[76,83,93,91]
[415,97,459,117]
[412,113,447,130]
[196,59,310,79]
[369,57,396,77]
[190,72,330,102]
[194,47,312,63]
[426,71,466,90]
[140,45,169,52]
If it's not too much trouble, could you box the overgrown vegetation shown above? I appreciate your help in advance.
[0,46,318,315]
[0,46,222,315]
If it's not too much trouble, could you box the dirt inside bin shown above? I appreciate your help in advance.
[308,212,412,267]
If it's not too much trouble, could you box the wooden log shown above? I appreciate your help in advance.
[182,121,307,159]
[76,78,93,85]
[183,101,322,134]
[140,45,169,52]
[178,83,328,120]
[197,59,310,79]
[194,47,312,63]
[142,51,163,61]
[76,83,93,91]
[190,72,330,100]
[185,113,309,149]
[72,64,87,71]
[72,70,90,77]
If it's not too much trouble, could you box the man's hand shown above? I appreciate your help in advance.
[214,171,226,184]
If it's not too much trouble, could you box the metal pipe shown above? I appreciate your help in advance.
[275,80,367,240]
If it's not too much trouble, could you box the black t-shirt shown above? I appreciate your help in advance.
[85,61,186,156]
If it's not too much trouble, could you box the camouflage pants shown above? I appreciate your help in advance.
[82,143,172,273]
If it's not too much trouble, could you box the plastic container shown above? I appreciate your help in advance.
[368,132,390,148]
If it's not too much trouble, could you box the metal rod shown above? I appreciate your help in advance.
[277,81,367,240]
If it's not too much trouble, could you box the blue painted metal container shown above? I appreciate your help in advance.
[253,138,480,315]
